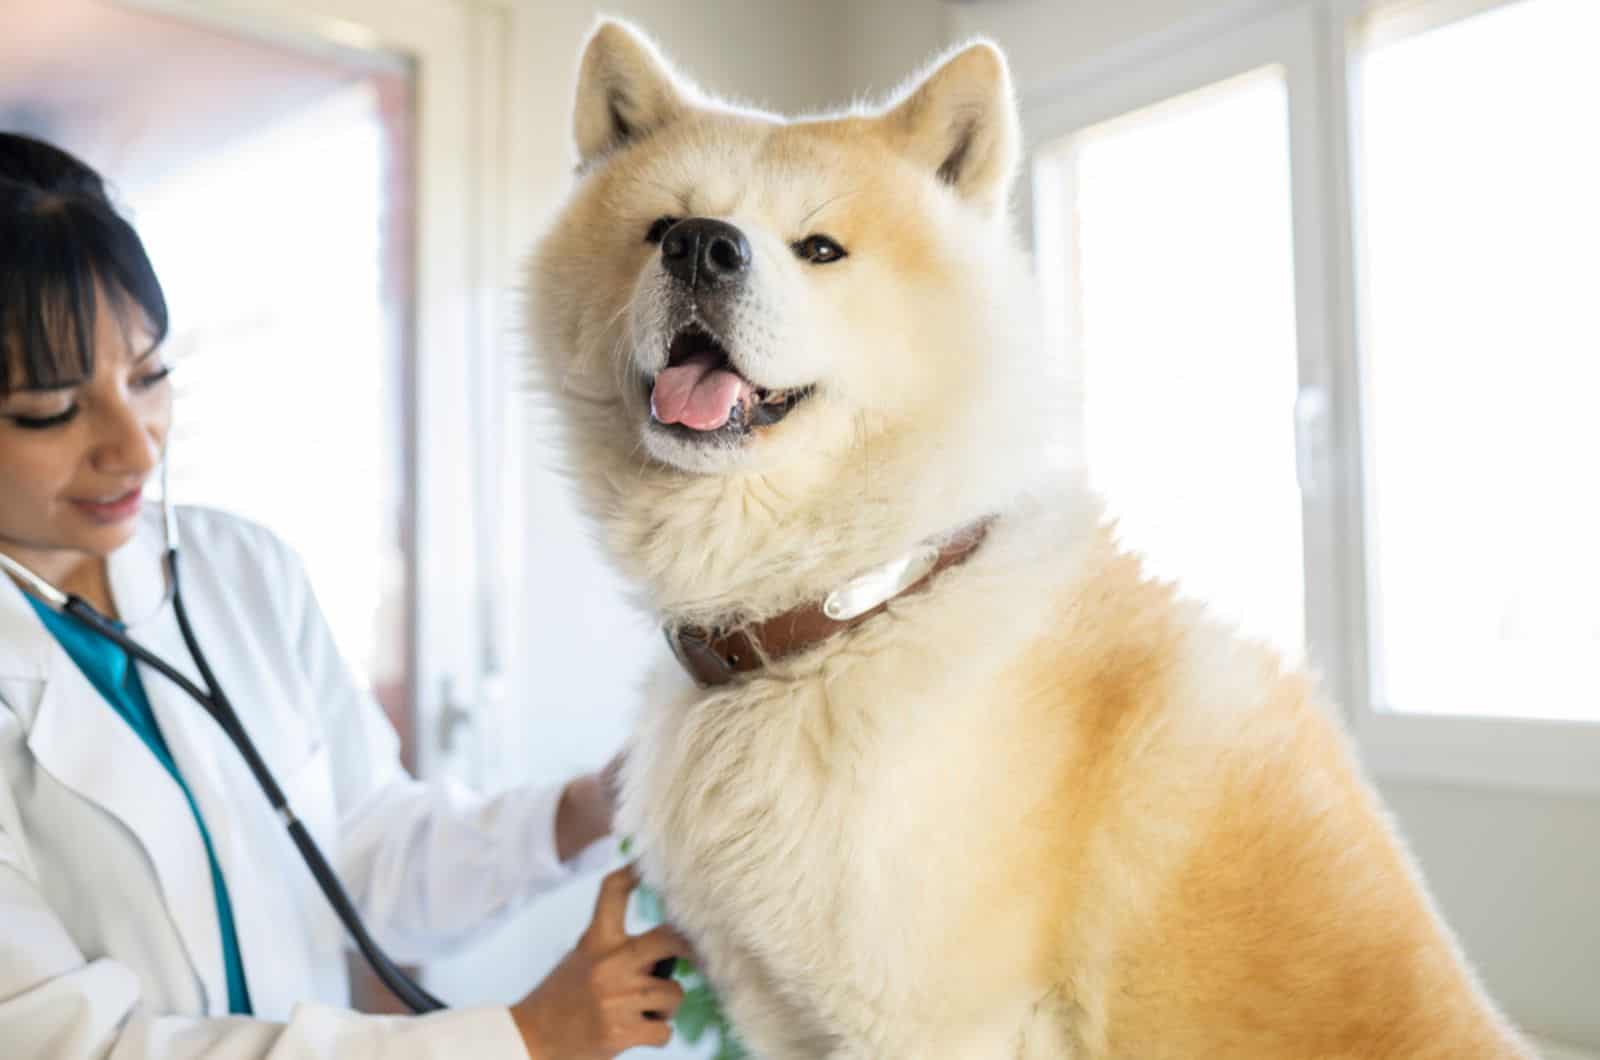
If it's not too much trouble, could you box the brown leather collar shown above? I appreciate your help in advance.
[664,517,995,687]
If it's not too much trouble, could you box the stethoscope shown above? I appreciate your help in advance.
[0,467,446,1014]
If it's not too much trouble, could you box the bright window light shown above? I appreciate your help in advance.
[1357,0,1600,720]
[135,83,399,685]
[1065,67,1306,659]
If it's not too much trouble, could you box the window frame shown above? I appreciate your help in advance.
[1023,0,1600,797]
[1337,0,1600,795]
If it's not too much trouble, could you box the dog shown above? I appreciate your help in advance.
[526,19,1531,1059]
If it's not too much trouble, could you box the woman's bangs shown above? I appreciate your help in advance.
[0,195,168,395]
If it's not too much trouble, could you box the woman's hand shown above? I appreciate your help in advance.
[511,866,689,1060]
[555,751,626,862]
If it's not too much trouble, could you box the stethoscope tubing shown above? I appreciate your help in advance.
[166,548,446,1013]
[11,540,446,1014]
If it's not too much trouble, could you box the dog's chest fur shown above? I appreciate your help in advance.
[617,496,1110,1051]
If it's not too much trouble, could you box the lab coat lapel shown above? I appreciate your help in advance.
[4,549,231,1014]
[0,566,48,683]
[131,620,289,1018]
[111,524,320,1019]
[108,518,262,1018]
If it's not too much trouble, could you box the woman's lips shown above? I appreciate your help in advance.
[70,488,143,525]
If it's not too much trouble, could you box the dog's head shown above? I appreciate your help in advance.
[530,22,1062,614]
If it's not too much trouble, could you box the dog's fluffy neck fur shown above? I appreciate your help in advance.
[610,437,1041,630]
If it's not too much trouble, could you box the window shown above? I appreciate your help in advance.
[1354,0,1600,722]
[140,80,410,693]
[1027,0,1600,793]
[1054,67,1305,659]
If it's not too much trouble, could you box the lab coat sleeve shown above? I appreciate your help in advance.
[0,819,530,1058]
[283,544,608,963]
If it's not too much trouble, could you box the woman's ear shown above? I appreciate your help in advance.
[573,20,692,167]
[878,41,1020,217]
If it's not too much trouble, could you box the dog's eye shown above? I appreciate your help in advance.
[645,216,679,244]
[793,234,847,265]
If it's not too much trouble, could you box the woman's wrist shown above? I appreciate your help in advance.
[510,1003,550,1060]
[555,773,613,863]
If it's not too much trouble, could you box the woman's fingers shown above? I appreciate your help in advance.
[582,865,638,951]
[584,865,698,1038]
[627,977,687,1032]
[631,977,687,1017]
[617,922,692,972]
[617,1016,675,1050]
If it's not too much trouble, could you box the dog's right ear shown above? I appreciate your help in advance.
[573,20,689,167]
[880,41,1019,217]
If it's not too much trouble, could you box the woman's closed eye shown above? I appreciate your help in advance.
[3,396,77,430]
[8,409,77,430]
[2,364,172,430]
[134,364,174,391]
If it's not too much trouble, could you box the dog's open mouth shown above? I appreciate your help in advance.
[648,325,812,436]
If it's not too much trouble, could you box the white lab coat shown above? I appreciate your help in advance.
[0,506,592,1058]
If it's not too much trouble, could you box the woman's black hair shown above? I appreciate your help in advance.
[0,132,169,396]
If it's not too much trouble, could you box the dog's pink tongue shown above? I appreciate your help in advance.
[652,352,749,431]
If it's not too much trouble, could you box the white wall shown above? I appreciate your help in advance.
[1382,784,1600,1048]
[943,0,1295,99]
[835,0,952,103]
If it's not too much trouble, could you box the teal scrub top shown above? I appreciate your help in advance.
[26,596,253,1015]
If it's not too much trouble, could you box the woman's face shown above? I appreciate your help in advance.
[0,291,172,579]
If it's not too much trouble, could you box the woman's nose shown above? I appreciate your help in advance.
[91,397,163,478]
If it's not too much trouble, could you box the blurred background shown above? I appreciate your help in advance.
[2,0,1594,1055]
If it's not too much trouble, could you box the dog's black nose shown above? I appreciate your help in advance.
[661,218,751,290]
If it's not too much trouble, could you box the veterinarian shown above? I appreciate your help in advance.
[0,132,688,1059]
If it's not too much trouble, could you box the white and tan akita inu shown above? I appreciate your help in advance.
[527,19,1530,1059]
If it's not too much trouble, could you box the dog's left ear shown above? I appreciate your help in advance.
[880,42,1019,217]
[573,20,690,167]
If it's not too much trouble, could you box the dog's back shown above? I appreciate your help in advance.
[1004,528,1529,1058]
